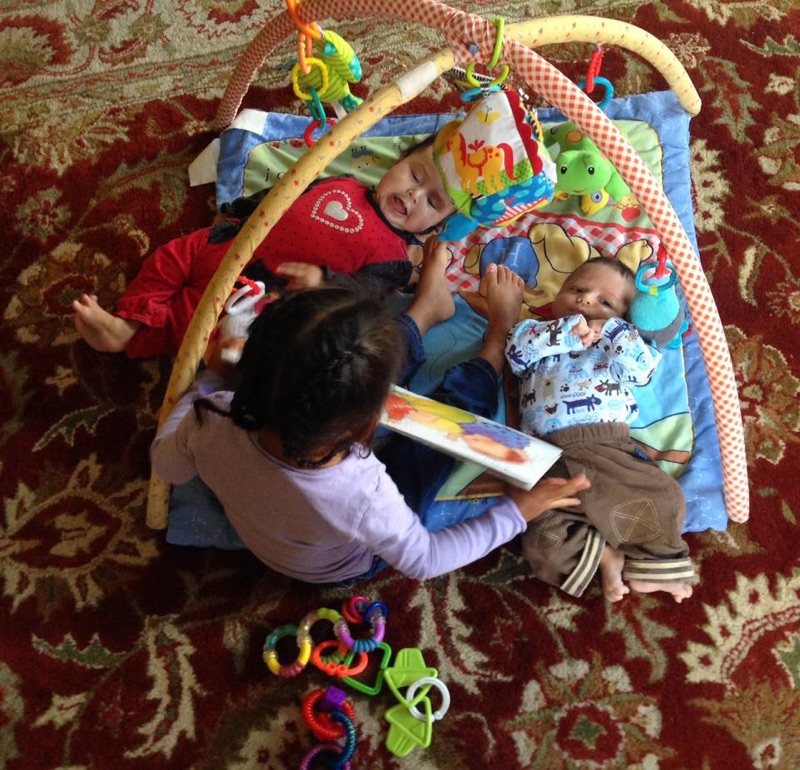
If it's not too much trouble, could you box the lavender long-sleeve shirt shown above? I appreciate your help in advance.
[151,371,526,584]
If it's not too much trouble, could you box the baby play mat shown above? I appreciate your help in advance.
[147,5,747,538]
[168,87,726,550]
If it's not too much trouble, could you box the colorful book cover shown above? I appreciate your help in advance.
[379,386,562,490]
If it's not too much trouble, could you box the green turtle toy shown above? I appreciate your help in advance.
[544,121,633,215]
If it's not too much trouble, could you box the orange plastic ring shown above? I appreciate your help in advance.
[285,0,321,40]
[311,640,368,678]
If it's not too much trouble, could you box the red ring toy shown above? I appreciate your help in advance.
[302,689,356,741]
[303,117,337,147]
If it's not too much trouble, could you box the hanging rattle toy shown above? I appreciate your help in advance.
[629,245,692,349]
[285,0,363,145]
[432,19,557,241]
[544,45,637,216]
[217,277,266,364]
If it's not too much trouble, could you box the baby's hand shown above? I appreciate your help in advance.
[569,317,599,348]
[275,262,324,289]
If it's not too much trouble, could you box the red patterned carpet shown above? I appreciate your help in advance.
[2,1,799,768]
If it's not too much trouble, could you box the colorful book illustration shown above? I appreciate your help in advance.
[379,386,562,490]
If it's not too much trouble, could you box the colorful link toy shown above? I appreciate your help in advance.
[335,601,388,653]
[262,624,310,677]
[263,598,450,763]
[383,647,450,757]
[300,709,358,770]
[302,686,357,741]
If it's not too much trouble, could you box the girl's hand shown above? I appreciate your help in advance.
[507,474,590,523]
[275,262,325,290]
[205,334,246,376]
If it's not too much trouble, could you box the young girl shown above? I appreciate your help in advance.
[150,245,589,584]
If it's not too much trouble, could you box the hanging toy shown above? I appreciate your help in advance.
[433,88,557,242]
[545,120,633,215]
[291,30,363,117]
[544,45,635,216]
[286,0,362,131]
[217,278,266,364]
[629,249,691,349]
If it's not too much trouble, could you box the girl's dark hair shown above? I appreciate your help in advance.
[201,287,402,465]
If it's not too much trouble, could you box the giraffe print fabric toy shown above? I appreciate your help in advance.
[432,89,557,242]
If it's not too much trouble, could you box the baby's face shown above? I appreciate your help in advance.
[374,144,457,234]
[552,261,635,323]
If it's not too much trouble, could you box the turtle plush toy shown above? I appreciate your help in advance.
[544,121,633,215]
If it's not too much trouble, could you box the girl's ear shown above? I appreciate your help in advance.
[352,414,380,445]
[353,414,380,446]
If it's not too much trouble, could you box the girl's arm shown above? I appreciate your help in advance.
[150,369,228,484]
[358,470,588,581]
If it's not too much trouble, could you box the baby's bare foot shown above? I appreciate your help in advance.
[628,579,694,603]
[477,264,524,373]
[72,293,139,352]
[599,545,630,602]
[406,241,455,336]
[484,264,525,333]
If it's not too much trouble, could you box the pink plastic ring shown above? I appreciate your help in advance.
[298,742,351,770]
[342,596,370,624]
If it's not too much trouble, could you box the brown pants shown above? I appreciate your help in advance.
[522,423,694,597]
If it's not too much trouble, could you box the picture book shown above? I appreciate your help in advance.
[379,386,562,490]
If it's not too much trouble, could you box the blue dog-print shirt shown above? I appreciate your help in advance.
[506,315,661,438]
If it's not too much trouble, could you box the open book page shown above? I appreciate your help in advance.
[379,386,562,490]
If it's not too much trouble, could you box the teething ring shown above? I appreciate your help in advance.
[302,689,357,741]
[336,602,386,653]
[406,676,451,721]
[577,75,615,111]
[291,57,330,102]
[364,601,389,623]
[636,261,678,292]
[311,639,368,678]
[342,595,370,624]
[263,624,311,677]
[298,742,352,770]
[285,0,322,41]
[297,607,343,648]
[327,709,358,764]
[487,17,505,69]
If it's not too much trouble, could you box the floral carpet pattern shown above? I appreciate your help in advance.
[2,1,800,768]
